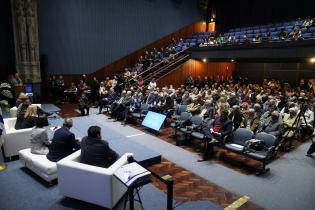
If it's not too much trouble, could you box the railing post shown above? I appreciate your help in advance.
[162,175,173,210]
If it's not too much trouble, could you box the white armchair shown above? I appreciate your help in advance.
[3,118,33,158]
[57,150,133,209]
[10,104,41,117]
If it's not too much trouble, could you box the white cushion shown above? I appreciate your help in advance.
[19,148,56,175]
[57,151,133,209]
[19,148,57,182]
[3,118,33,158]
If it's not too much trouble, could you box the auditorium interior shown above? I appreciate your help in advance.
[1,0,315,210]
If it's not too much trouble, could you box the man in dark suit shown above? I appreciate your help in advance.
[198,110,233,161]
[46,118,81,162]
[110,91,132,121]
[80,126,119,168]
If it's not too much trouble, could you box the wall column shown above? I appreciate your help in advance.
[11,0,41,83]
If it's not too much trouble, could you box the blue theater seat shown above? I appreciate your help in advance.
[308,27,315,33]
[260,28,267,33]
[303,33,313,39]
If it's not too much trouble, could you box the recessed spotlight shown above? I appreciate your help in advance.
[231,59,234,62]
[310,57,315,63]
[202,58,207,63]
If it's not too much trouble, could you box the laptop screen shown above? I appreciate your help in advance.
[24,83,33,94]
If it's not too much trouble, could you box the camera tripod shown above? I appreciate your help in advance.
[278,100,313,151]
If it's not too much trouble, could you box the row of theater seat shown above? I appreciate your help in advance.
[229,20,301,32]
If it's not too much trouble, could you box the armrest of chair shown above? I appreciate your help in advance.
[57,151,133,175]
[266,146,276,159]
[107,153,134,174]
[57,150,132,209]
[4,118,17,132]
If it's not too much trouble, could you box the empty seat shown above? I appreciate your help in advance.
[260,28,268,33]
[269,28,276,32]
[285,26,293,30]
[224,128,254,153]
[270,31,278,36]
[252,26,260,30]
[247,34,254,38]
[254,29,260,34]
[308,27,315,33]
[303,33,313,39]
[19,148,57,183]
[245,132,277,175]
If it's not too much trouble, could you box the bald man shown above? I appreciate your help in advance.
[47,118,81,162]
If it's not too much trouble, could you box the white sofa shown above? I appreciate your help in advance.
[57,150,132,209]
[10,104,42,118]
[3,118,33,158]
[19,148,57,183]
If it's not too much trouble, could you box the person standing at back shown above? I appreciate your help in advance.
[46,118,80,162]
[80,126,119,168]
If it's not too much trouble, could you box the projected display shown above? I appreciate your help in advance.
[24,84,33,93]
[141,111,166,131]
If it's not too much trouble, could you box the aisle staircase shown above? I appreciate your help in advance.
[141,53,190,84]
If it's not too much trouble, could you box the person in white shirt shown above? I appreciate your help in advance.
[148,80,157,91]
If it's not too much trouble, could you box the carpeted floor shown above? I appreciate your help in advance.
[3,103,315,210]
[0,160,221,210]
[56,103,315,210]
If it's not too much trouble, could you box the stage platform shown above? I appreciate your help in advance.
[48,114,161,167]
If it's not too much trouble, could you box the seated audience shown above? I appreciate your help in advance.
[200,110,233,161]
[46,118,81,162]
[21,105,39,129]
[278,28,288,40]
[15,92,29,108]
[30,116,51,155]
[252,35,261,43]
[242,35,249,44]
[78,94,90,116]
[288,27,302,41]
[80,126,119,168]
[278,107,301,150]
[229,105,243,131]
[261,32,270,42]
[258,111,283,138]
[241,108,260,133]
[302,16,314,28]
[187,96,202,115]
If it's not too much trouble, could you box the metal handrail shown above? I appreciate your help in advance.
[143,53,190,82]
[129,50,186,82]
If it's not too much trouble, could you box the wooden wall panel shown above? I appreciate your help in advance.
[156,59,235,88]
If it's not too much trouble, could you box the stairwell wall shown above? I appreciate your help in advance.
[156,59,235,88]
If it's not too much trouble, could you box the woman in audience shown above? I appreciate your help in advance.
[15,92,29,107]
[15,105,38,130]
[21,105,39,129]
[15,99,31,129]
[30,116,50,155]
